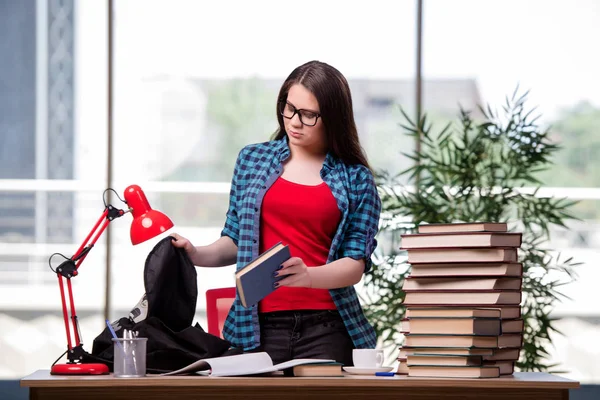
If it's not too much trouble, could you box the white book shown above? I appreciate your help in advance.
[160,352,335,377]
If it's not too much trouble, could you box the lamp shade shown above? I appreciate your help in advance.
[124,184,174,245]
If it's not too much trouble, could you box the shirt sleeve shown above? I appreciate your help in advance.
[338,167,382,273]
[220,148,245,246]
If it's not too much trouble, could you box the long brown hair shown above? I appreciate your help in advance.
[272,61,372,170]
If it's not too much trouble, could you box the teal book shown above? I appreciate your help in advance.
[235,242,291,308]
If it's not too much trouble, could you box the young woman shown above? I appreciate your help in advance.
[171,60,381,366]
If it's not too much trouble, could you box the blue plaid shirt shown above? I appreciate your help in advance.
[220,136,381,350]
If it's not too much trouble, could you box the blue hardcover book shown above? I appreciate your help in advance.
[235,242,291,308]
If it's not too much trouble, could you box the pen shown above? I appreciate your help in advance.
[375,372,395,377]
[106,320,136,371]
[105,319,125,353]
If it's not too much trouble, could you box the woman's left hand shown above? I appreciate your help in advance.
[275,257,313,288]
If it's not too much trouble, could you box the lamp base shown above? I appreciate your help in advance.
[51,363,110,375]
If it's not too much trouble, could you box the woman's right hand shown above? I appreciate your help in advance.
[170,233,198,259]
[170,234,237,268]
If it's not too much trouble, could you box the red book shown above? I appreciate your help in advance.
[409,263,523,278]
[403,291,522,306]
[401,232,522,249]
[407,248,518,264]
[403,277,522,291]
[418,222,508,234]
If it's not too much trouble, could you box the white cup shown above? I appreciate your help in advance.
[352,348,384,368]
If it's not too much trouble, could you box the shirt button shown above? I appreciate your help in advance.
[275,170,280,174]
[254,207,258,212]
[253,239,257,244]
[262,185,266,189]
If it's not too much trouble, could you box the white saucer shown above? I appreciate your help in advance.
[343,366,394,375]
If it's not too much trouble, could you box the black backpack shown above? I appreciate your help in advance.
[84,236,241,373]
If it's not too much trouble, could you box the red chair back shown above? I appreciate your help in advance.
[205,287,236,338]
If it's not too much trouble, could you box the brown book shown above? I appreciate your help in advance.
[405,334,498,348]
[410,263,523,277]
[401,232,522,249]
[403,277,522,291]
[406,307,501,319]
[405,334,522,349]
[497,334,522,348]
[418,222,508,234]
[292,363,343,377]
[501,319,524,334]
[403,317,501,336]
[406,305,521,319]
[407,354,483,366]
[396,360,409,375]
[403,291,522,305]
[400,318,410,333]
[483,348,521,361]
[401,347,495,357]
[407,248,518,264]
[483,360,515,375]
[408,365,500,378]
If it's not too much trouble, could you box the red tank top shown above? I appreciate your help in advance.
[258,176,341,312]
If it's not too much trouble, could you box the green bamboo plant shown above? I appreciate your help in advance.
[362,89,580,371]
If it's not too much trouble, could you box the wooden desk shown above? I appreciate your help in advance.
[21,370,579,400]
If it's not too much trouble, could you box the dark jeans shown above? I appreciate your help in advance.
[256,309,354,366]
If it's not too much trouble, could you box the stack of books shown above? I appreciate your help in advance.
[396,222,524,378]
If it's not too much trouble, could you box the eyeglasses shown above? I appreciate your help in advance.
[280,101,321,127]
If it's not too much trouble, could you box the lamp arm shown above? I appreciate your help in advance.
[53,204,127,364]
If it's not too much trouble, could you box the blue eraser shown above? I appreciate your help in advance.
[375,372,395,377]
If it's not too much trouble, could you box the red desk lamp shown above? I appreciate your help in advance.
[49,184,173,375]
